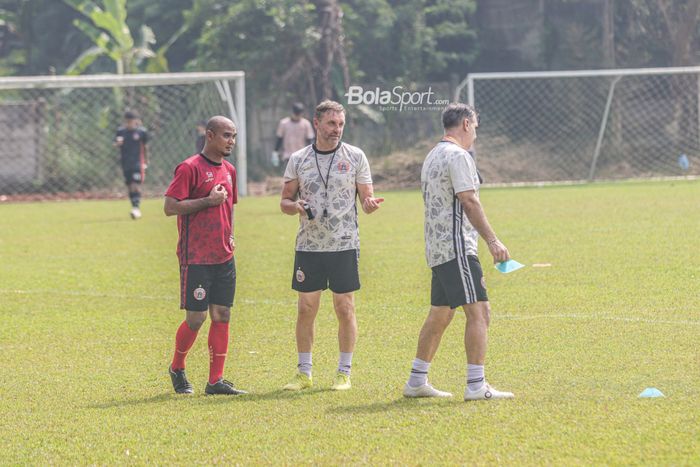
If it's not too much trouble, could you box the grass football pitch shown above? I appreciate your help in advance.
[1,180,698,465]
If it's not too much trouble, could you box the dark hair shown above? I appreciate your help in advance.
[441,103,477,130]
[123,110,139,120]
[292,102,304,114]
[314,100,345,120]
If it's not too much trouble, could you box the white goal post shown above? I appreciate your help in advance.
[0,71,248,196]
[454,66,700,183]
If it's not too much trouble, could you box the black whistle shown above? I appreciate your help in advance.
[302,202,315,220]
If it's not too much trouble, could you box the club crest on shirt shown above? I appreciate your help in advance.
[296,268,305,283]
[193,286,206,300]
[337,160,350,173]
[227,174,233,185]
[205,171,214,183]
[132,133,140,140]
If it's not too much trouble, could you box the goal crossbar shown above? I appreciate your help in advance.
[455,66,700,102]
[0,71,245,90]
[452,66,700,183]
[0,71,248,196]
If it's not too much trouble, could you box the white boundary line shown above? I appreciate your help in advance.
[496,313,700,326]
[0,288,294,306]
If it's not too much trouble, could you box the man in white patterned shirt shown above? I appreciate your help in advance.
[280,100,384,391]
[403,103,515,401]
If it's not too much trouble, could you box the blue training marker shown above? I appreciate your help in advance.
[495,259,525,274]
[638,387,665,398]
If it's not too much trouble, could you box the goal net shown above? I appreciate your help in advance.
[455,67,700,183]
[0,71,247,198]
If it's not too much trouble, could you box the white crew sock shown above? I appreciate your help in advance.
[408,358,431,387]
[297,352,312,377]
[338,352,353,375]
[467,363,485,392]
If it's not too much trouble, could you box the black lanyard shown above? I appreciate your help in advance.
[313,146,338,192]
[313,145,339,218]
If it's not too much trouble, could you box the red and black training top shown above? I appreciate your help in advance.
[165,153,237,266]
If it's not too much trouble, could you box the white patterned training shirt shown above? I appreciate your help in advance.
[421,141,480,268]
[284,142,372,252]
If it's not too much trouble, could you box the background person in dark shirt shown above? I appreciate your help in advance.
[114,110,149,219]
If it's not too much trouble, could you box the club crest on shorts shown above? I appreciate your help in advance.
[296,268,305,283]
[481,277,487,290]
[193,286,206,301]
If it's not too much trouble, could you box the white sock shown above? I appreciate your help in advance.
[408,358,430,387]
[338,352,353,375]
[297,352,312,377]
[467,364,485,392]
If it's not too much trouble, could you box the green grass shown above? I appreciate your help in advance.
[1,180,698,464]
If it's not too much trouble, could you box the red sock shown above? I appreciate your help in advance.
[171,321,198,370]
[208,321,230,384]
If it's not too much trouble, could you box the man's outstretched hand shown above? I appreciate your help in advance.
[362,197,384,214]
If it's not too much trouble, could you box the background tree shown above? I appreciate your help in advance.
[615,0,700,67]
[0,0,85,75]
[62,0,160,75]
[342,0,476,83]
[190,0,347,107]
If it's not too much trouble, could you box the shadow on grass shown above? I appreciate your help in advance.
[200,387,335,405]
[326,397,452,414]
[87,387,334,409]
[87,393,177,409]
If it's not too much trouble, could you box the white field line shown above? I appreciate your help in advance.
[496,313,700,326]
[1,288,698,325]
[0,288,171,300]
[0,288,292,306]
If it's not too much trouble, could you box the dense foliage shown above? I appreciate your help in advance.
[1,1,696,83]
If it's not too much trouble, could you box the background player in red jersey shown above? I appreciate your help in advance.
[163,116,247,396]
[114,110,149,219]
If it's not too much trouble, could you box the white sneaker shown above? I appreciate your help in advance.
[464,382,514,401]
[130,207,142,219]
[403,382,453,398]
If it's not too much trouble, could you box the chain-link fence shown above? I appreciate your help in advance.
[455,67,700,183]
[0,72,246,198]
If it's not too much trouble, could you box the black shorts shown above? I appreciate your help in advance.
[122,166,144,185]
[292,250,360,294]
[180,259,236,312]
[431,255,488,308]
